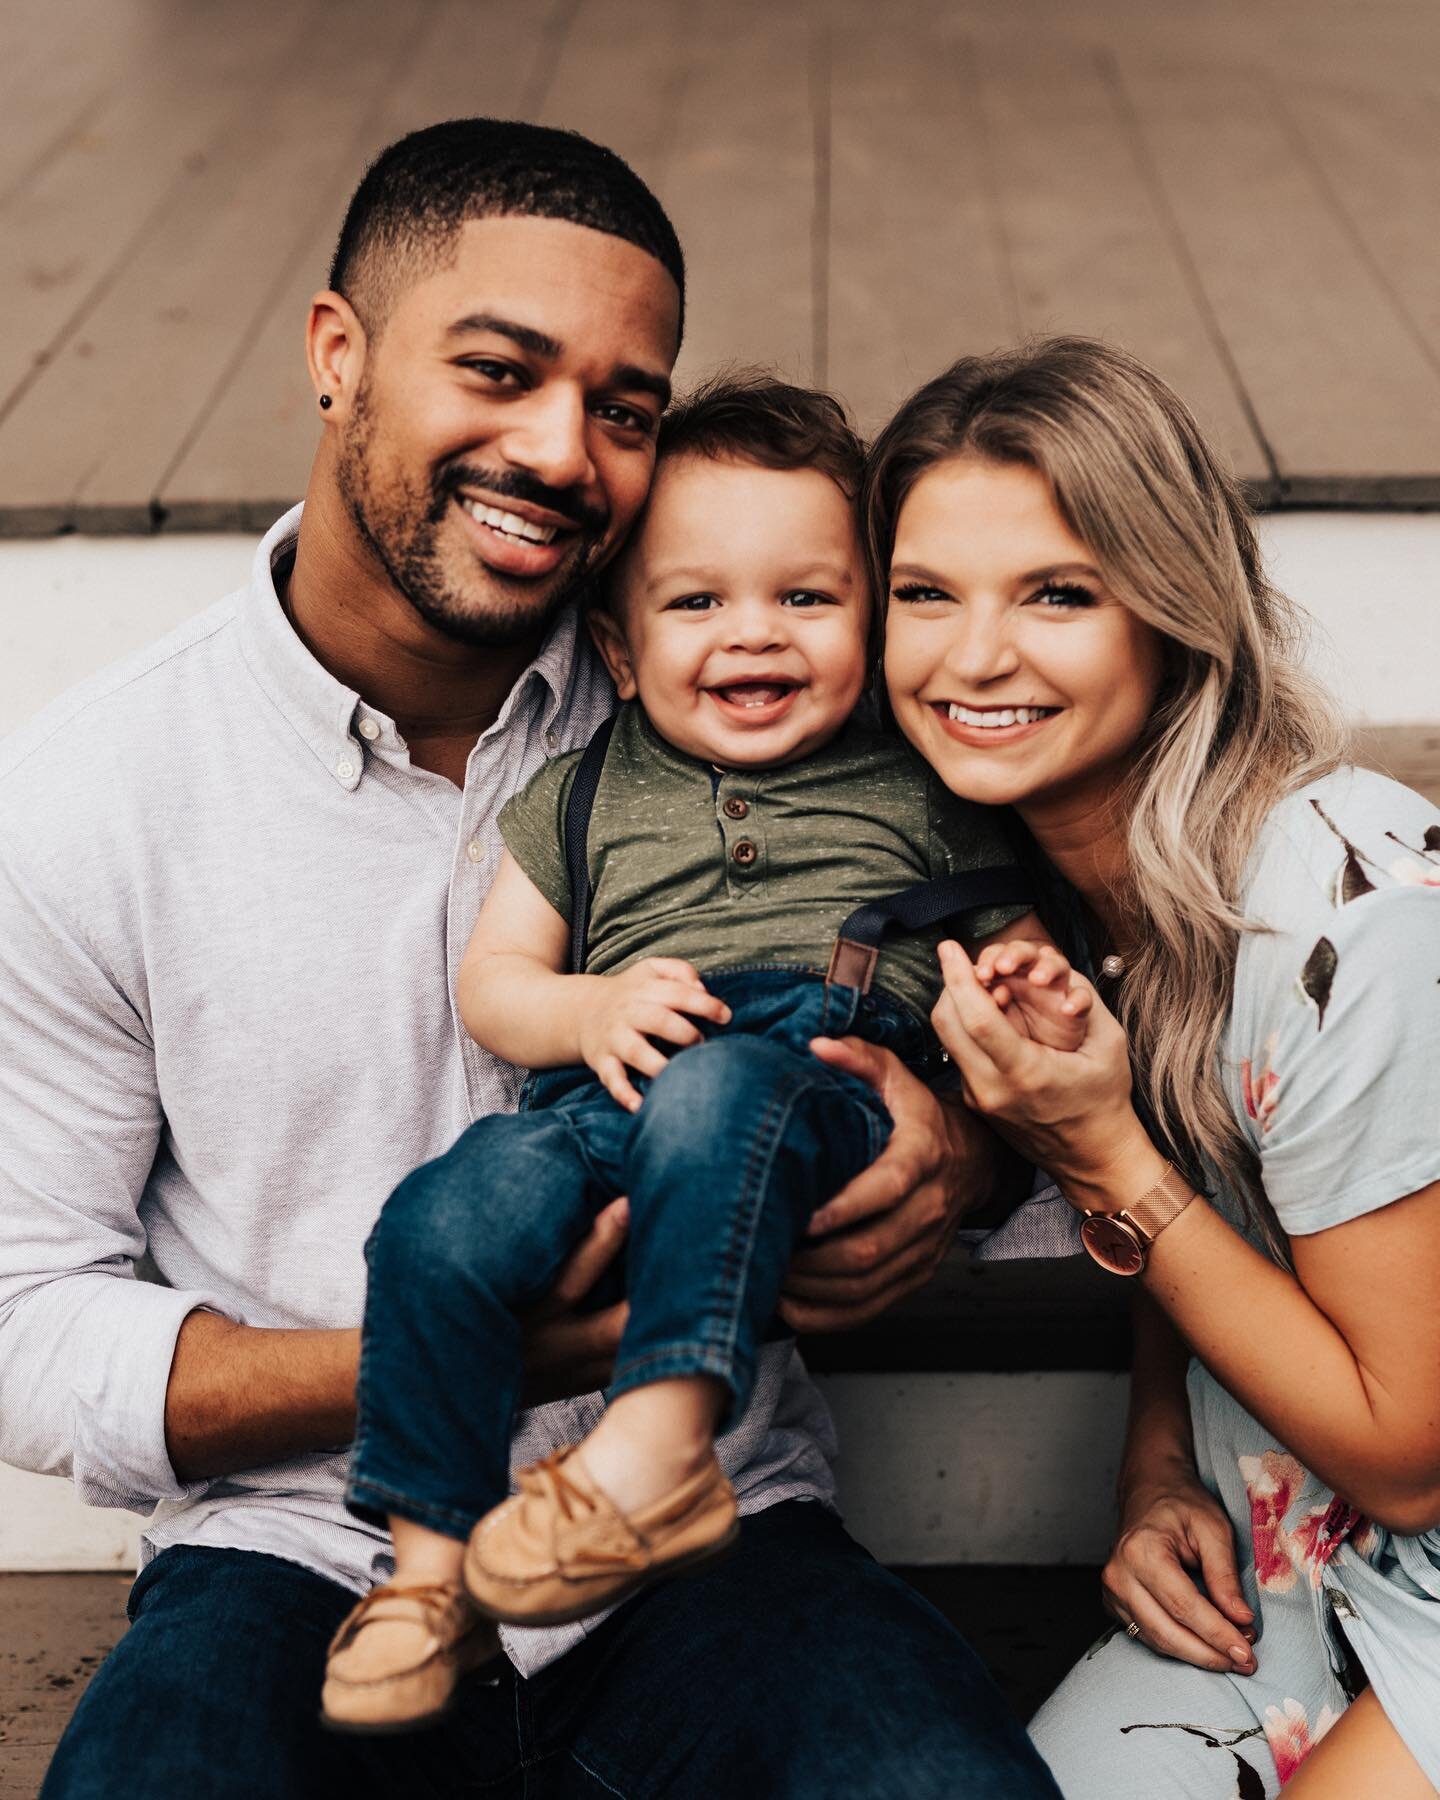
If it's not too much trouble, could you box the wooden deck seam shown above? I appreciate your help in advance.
[1099,50,1282,504]
[149,0,456,522]
[810,16,832,390]
[1268,77,1440,392]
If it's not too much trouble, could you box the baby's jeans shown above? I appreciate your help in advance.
[347,967,935,1539]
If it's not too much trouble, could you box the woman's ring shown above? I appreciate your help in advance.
[1125,1621,1142,1639]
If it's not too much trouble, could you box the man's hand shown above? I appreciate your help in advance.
[778,1037,995,1334]
[518,1196,631,1405]
[1102,1456,1257,1674]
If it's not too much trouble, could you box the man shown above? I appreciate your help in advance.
[2,120,1059,1797]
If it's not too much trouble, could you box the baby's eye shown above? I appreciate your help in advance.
[666,593,718,612]
[782,589,837,608]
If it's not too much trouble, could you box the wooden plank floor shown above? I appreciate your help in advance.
[3,0,1440,533]
[0,1567,1103,1793]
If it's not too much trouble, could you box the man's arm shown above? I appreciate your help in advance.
[164,1198,632,1479]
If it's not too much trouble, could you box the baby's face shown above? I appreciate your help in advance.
[593,455,871,768]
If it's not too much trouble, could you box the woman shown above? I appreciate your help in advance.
[863,339,1440,1797]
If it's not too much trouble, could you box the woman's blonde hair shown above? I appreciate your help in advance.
[864,337,1346,1245]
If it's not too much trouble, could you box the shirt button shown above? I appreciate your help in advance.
[722,796,749,820]
[732,839,758,867]
[357,718,380,742]
[336,758,356,780]
[466,839,484,864]
[544,729,559,750]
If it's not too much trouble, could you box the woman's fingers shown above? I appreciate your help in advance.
[544,1196,629,1307]
[1105,1526,1255,1673]
[1106,1575,1239,1673]
[1188,1510,1256,1633]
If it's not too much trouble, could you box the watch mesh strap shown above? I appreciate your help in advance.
[1124,1163,1198,1243]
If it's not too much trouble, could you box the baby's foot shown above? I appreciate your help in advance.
[974,939,1092,1051]
[321,1580,497,1734]
[463,1445,737,1627]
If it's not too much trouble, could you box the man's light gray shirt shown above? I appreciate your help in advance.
[0,509,846,1675]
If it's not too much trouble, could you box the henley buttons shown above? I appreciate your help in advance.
[336,758,356,780]
[466,839,484,864]
[357,718,381,742]
[722,796,749,820]
[732,839,758,867]
[544,728,560,751]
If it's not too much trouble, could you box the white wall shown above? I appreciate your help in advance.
[0,513,1435,1571]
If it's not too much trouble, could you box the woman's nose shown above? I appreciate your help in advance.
[941,615,1021,686]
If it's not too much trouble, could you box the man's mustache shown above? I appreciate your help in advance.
[434,463,610,537]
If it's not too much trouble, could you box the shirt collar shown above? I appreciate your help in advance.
[237,505,589,790]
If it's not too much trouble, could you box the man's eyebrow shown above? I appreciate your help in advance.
[611,364,672,410]
[445,313,562,358]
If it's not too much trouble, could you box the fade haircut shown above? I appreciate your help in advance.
[329,118,685,338]
[655,369,864,494]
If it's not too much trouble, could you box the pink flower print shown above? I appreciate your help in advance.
[1263,1698,1338,1785]
[1240,1032,1281,1135]
[1239,1451,1307,1591]
[1389,856,1440,889]
[1290,1496,1375,1586]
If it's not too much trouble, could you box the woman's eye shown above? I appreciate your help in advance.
[1031,582,1097,610]
[782,589,836,608]
[890,582,950,603]
[667,594,718,612]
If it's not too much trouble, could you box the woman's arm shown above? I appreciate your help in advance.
[1101,1292,1257,1670]
[932,939,1440,1534]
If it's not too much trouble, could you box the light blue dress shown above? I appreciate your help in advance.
[1031,767,1440,1797]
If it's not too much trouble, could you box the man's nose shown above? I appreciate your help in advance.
[498,385,596,496]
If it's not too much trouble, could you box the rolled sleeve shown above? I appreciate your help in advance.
[0,830,227,1513]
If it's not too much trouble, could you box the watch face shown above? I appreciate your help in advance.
[1081,1213,1146,1276]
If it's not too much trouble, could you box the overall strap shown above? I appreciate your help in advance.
[827,867,1036,993]
[562,713,618,973]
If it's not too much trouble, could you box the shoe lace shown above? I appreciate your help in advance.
[518,1451,650,1570]
[331,1581,471,1656]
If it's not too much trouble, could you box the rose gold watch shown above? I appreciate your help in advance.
[1078,1163,1197,1276]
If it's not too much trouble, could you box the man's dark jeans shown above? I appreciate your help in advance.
[349,968,934,1538]
[42,1505,1062,1798]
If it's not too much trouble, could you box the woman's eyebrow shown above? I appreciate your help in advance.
[888,560,1103,585]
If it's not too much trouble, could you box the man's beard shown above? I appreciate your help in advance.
[336,392,611,648]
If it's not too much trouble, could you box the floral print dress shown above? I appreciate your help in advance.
[1030,767,1440,1797]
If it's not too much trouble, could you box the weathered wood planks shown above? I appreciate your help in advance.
[2,0,1440,532]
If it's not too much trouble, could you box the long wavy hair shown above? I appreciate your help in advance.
[864,337,1346,1246]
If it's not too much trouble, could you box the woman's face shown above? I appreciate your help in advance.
[883,456,1167,823]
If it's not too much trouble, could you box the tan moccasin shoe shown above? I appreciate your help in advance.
[320,1579,499,1735]
[464,1447,738,1626]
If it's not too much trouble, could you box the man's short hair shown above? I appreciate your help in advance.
[655,370,865,497]
[329,118,685,338]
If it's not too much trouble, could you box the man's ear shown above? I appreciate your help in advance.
[307,290,367,420]
[586,607,639,700]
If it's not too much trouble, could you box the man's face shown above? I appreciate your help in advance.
[335,215,680,647]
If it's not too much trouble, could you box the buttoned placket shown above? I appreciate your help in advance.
[715,771,765,891]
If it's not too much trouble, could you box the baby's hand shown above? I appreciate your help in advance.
[972,939,1092,1051]
[577,958,731,1113]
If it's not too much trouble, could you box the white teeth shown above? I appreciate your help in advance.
[461,499,558,544]
[946,704,1054,728]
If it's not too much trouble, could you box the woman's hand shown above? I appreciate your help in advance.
[576,959,731,1112]
[931,938,1148,1198]
[1103,1456,1258,1674]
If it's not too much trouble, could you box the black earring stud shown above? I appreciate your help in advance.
[319,394,333,410]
